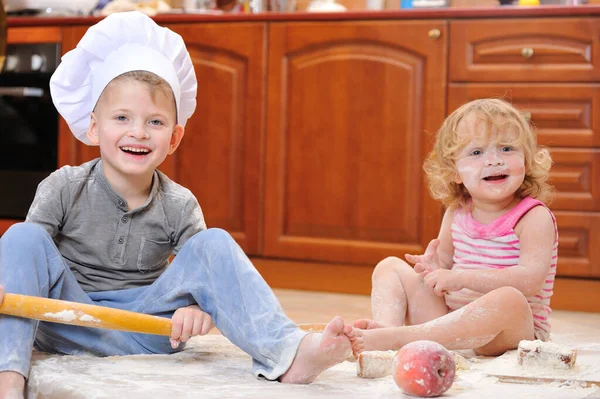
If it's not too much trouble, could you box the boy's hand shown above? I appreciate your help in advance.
[170,305,213,349]
[0,285,4,305]
[405,239,442,273]
[422,269,463,297]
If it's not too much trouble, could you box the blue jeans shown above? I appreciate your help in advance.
[0,223,305,380]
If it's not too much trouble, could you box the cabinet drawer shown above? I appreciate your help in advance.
[549,148,600,212]
[554,211,600,278]
[448,84,600,148]
[449,18,600,82]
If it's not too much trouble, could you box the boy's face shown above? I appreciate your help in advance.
[87,79,184,183]
[453,119,525,205]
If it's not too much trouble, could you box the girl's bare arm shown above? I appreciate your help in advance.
[454,206,555,297]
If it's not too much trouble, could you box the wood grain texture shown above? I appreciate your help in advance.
[263,20,446,265]
[449,18,600,82]
[165,23,266,255]
[9,7,600,27]
[7,26,60,43]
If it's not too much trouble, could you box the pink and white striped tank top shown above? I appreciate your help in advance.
[444,196,558,341]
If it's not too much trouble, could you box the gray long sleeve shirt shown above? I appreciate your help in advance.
[26,158,206,292]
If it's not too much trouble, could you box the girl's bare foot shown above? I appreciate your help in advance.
[353,318,387,330]
[0,371,25,399]
[280,316,352,384]
[345,326,365,357]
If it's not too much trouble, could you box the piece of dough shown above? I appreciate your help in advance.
[517,340,577,369]
[356,350,396,378]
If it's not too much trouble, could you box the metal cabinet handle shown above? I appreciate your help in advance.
[428,29,441,40]
[0,87,44,97]
[521,47,534,59]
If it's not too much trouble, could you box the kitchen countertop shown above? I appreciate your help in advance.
[7,4,600,26]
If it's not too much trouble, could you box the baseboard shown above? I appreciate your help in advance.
[252,257,600,313]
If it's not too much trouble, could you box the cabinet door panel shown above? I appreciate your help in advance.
[165,23,265,254]
[264,21,447,265]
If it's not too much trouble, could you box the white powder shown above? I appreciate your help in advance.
[79,314,101,323]
[43,310,77,322]
[25,335,600,399]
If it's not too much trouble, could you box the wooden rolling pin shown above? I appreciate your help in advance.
[0,293,327,336]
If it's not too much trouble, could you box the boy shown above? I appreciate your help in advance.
[0,11,351,399]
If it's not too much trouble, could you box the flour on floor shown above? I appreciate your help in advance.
[27,334,600,399]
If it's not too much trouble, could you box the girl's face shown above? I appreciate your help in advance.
[87,80,184,185]
[454,121,526,206]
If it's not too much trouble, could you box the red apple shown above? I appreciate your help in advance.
[392,340,456,397]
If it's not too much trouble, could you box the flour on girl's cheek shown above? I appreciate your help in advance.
[456,164,479,188]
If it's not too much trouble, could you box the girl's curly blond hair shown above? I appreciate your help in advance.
[424,98,554,208]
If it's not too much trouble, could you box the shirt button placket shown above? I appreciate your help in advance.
[116,213,131,260]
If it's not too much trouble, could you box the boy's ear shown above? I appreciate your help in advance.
[86,112,100,145]
[168,124,185,155]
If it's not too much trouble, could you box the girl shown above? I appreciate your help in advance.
[348,98,557,357]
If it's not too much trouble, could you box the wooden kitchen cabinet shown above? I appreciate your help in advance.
[163,23,266,255]
[58,23,266,255]
[5,11,599,311]
[448,19,600,280]
[263,21,447,265]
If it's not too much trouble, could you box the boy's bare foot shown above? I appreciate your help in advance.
[280,316,352,384]
[353,318,387,330]
[0,371,25,399]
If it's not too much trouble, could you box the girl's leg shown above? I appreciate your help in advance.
[358,257,449,328]
[349,286,534,356]
[100,228,350,382]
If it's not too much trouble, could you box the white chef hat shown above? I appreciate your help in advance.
[49,11,197,145]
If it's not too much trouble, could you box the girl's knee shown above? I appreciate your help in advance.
[372,256,412,280]
[494,286,529,310]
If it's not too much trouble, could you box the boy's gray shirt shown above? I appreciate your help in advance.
[25,158,206,293]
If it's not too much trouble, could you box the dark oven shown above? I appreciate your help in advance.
[0,42,59,219]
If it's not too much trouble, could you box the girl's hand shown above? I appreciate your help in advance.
[0,285,4,305]
[170,305,214,349]
[406,239,442,273]
[422,269,463,297]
